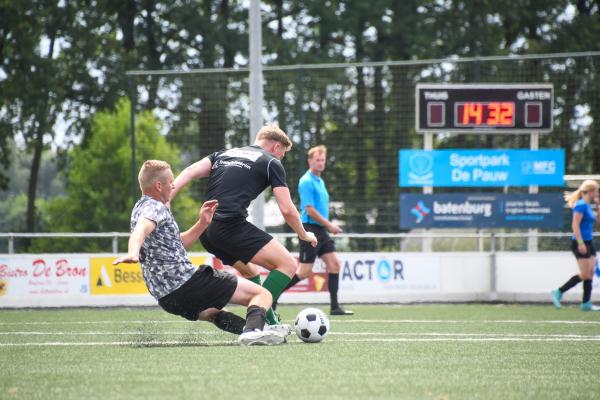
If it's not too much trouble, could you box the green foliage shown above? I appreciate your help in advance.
[29,98,197,252]
[4,1,600,240]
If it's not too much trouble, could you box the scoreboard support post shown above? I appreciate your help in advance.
[528,132,540,252]
[421,132,434,252]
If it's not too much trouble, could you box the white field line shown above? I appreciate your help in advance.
[1,319,600,326]
[1,336,600,347]
[1,331,599,339]
[333,319,600,325]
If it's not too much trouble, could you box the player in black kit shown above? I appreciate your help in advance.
[170,125,317,326]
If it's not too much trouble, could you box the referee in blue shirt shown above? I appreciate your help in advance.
[275,145,352,315]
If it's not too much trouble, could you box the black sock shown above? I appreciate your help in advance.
[242,305,267,333]
[583,279,593,303]
[213,310,246,335]
[559,275,582,293]
[286,274,301,290]
[328,273,339,309]
[272,274,302,310]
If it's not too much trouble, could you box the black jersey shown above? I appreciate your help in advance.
[204,145,288,221]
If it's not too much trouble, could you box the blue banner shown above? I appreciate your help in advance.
[399,149,564,187]
[400,193,564,229]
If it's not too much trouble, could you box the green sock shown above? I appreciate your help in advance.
[248,274,279,325]
[262,270,292,325]
[248,275,262,285]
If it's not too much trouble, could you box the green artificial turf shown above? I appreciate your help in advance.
[1,304,599,400]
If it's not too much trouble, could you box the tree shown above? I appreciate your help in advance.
[31,98,197,252]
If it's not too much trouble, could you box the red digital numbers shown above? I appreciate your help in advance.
[458,102,514,127]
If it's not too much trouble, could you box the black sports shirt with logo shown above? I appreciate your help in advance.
[205,145,288,221]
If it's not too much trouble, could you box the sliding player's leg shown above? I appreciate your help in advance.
[228,277,288,345]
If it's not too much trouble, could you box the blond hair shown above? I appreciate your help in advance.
[564,179,599,208]
[255,124,292,150]
[307,145,327,160]
[138,160,171,191]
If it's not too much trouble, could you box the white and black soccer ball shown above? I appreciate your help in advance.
[294,307,330,343]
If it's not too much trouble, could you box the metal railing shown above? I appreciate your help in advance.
[1,231,597,254]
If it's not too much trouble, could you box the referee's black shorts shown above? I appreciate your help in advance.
[299,223,336,263]
[571,239,597,259]
[158,265,237,321]
[200,218,273,266]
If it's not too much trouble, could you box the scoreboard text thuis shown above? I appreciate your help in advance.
[416,84,553,134]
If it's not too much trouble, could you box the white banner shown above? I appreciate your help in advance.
[0,255,89,297]
[337,252,441,293]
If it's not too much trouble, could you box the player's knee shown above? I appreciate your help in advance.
[279,259,298,276]
[258,286,273,303]
[326,262,341,274]
[197,308,220,322]
[297,269,310,279]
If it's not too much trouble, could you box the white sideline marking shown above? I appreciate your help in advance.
[1,336,600,347]
[1,331,599,339]
[333,319,600,325]
[0,340,234,347]
[0,331,217,335]
[1,319,599,326]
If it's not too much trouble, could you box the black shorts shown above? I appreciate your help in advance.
[571,240,597,259]
[158,265,237,321]
[200,218,273,266]
[299,223,336,263]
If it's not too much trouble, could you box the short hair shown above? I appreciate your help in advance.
[138,160,171,191]
[307,145,327,160]
[255,124,293,150]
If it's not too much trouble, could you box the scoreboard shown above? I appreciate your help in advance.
[415,84,553,134]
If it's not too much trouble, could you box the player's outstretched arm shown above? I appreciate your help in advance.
[305,205,343,235]
[273,186,317,247]
[180,199,219,249]
[171,157,212,201]
[113,218,156,265]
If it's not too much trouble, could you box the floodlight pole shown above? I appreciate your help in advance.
[249,0,265,229]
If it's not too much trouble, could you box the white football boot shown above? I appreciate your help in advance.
[264,323,292,338]
[238,329,286,346]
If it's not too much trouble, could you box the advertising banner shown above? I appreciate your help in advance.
[0,255,89,297]
[400,193,564,228]
[280,253,441,293]
[90,255,212,296]
[399,149,564,187]
[337,253,440,292]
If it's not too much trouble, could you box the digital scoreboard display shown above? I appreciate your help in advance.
[416,84,553,134]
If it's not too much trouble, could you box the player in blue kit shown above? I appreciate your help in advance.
[552,179,599,311]
[274,145,352,315]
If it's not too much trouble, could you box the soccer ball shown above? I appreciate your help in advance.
[294,307,330,343]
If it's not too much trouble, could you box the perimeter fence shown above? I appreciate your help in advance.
[125,52,600,252]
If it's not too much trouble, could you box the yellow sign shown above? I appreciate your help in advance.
[90,258,148,295]
[90,256,210,295]
[189,256,209,267]
[314,275,326,292]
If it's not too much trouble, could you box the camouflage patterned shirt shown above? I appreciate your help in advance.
[130,195,196,299]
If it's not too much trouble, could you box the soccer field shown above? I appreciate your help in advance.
[1,304,599,400]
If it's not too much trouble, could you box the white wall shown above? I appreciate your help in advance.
[0,252,598,307]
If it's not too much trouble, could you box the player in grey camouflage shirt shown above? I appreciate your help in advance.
[130,195,197,299]
[113,160,288,346]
